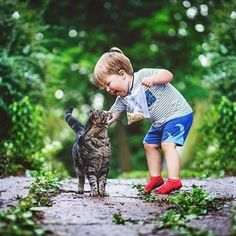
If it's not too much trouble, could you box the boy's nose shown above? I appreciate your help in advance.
[106,87,116,95]
[106,87,112,93]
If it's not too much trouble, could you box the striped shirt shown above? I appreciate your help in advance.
[109,68,193,127]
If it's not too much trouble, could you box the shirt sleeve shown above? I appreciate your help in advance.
[109,96,127,113]
[137,68,160,78]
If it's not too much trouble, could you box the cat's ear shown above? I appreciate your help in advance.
[90,108,95,114]
[90,109,98,118]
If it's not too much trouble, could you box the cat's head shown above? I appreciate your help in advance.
[89,109,112,126]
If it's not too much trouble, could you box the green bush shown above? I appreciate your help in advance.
[0,97,45,176]
[0,1,50,176]
[192,96,236,176]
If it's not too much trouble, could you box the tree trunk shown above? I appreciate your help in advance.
[116,121,132,172]
[181,100,208,167]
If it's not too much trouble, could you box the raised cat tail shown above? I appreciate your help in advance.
[65,107,84,134]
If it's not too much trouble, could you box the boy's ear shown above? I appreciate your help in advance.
[118,69,125,76]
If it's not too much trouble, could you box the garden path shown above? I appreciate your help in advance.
[0,177,235,236]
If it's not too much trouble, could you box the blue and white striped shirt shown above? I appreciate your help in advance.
[109,68,193,127]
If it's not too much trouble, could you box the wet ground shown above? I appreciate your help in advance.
[0,176,33,209]
[0,177,235,236]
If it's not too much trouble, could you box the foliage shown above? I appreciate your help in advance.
[132,183,159,203]
[0,172,60,235]
[120,184,229,235]
[118,170,149,179]
[0,0,49,176]
[112,212,139,225]
[118,169,204,179]
[0,0,45,117]
[25,171,60,206]
[205,56,236,102]
[193,1,236,177]
[112,212,126,225]
[0,206,45,236]
[192,96,236,176]
[0,97,45,176]
[168,185,220,216]
[155,185,225,235]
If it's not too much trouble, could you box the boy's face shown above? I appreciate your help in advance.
[104,72,131,97]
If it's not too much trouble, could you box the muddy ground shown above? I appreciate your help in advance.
[0,176,235,236]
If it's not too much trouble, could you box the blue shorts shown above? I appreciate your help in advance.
[143,113,193,146]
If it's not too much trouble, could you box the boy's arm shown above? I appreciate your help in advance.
[142,69,173,87]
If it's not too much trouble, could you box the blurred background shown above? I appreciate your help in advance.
[0,0,235,179]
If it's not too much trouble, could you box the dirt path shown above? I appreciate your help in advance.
[0,176,33,209]
[0,177,235,236]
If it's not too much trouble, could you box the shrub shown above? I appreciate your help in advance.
[0,97,45,176]
[192,96,236,176]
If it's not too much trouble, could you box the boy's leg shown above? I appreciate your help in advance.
[143,124,165,193]
[144,144,162,177]
[161,143,180,179]
[154,142,182,194]
[144,144,164,192]
[155,113,193,194]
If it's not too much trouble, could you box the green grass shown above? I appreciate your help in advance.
[116,169,204,179]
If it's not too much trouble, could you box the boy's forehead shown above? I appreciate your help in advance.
[99,74,119,88]
[105,74,119,80]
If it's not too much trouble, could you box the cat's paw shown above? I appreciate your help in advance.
[90,190,99,197]
[99,191,109,197]
[78,187,84,194]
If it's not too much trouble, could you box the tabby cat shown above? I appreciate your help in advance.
[65,107,112,197]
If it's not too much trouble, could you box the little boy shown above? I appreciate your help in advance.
[93,47,193,194]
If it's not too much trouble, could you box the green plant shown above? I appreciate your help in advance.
[192,96,236,176]
[112,212,126,225]
[155,185,226,235]
[27,172,60,206]
[0,0,48,177]
[0,172,60,235]
[0,97,45,176]
[132,183,171,204]
[169,185,221,216]
[132,183,158,203]
[112,212,139,225]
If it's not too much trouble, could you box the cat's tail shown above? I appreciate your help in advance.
[65,107,84,134]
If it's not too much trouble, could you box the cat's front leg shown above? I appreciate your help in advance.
[87,172,99,196]
[98,174,109,197]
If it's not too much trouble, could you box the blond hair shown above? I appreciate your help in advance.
[93,47,133,88]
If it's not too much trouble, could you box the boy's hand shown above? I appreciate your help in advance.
[142,77,155,87]
[107,112,120,126]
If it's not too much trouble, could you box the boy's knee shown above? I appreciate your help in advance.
[144,143,160,152]
[161,142,176,152]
